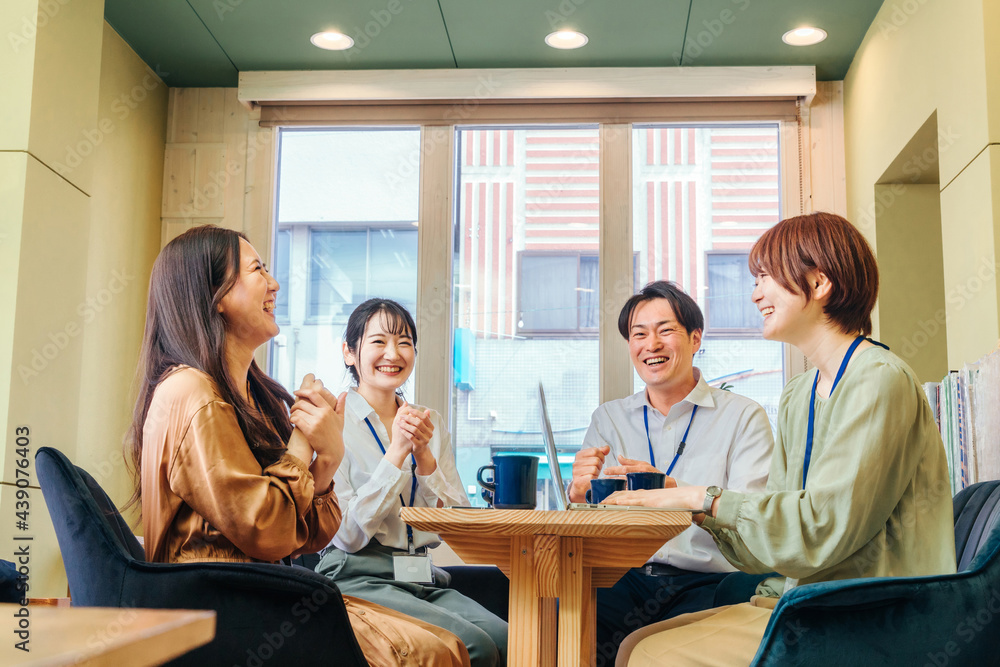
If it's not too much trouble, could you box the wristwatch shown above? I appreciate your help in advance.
[703,486,723,516]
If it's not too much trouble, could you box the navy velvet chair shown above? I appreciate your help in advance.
[36,447,368,667]
[750,480,1000,666]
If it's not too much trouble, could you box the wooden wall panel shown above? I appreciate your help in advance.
[160,88,276,263]
[161,144,227,218]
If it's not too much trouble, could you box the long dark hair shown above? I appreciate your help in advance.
[344,298,417,394]
[124,226,293,511]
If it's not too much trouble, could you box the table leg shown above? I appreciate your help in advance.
[509,535,542,666]
[557,536,592,667]
[540,599,558,666]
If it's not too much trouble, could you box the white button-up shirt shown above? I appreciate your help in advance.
[585,368,773,572]
[329,389,468,553]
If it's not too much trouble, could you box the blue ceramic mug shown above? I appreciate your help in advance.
[586,478,626,504]
[626,471,666,491]
[477,455,539,509]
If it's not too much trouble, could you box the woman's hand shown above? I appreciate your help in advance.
[285,425,314,469]
[290,374,346,476]
[396,405,437,475]
[603,485,721,525]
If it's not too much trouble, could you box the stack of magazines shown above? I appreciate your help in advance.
[923,344,1000,494]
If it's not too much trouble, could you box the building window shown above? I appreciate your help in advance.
[274,228,291,322]
[308,227,418,322]
[705,252,762,335]
[517,252,598,335]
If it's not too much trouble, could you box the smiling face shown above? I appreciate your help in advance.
[751,270,824,344]
[217,238,279,351]
[627,298,701,393]
[343,311,415,395]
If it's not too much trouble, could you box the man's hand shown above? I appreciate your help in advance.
[568,445,611,502]
[604,455,669,479]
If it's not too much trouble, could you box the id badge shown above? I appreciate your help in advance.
[393,552,434,584]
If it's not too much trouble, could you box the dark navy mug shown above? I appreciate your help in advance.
[477,455,539,509]
[626,471,666,491]
[586,478,626,504]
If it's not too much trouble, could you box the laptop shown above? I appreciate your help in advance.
[537,383,702,513]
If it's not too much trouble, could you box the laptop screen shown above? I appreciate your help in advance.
[538,382,569,510]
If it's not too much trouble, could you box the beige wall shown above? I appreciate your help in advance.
[0,3,167,596]
[75,24,168,524]
[845,0,1000,375]
[874,184,948,381]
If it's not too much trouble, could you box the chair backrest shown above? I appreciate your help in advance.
[36,447,143,605]
[953,480,1000,570]
[36,447,371,666]
[752,480,1000,666]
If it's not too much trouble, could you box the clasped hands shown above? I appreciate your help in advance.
[288,374,346,487]
[387,403,438,475]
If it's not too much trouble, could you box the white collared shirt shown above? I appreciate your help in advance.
[329,388,468,553]
[584,368,774,572]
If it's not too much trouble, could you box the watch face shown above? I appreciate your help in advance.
[707,485,722,496]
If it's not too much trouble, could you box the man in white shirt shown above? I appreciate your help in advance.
[568,280,774,666]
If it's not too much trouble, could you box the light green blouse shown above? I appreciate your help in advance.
[701,345,956,595]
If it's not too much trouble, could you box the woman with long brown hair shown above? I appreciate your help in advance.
[125,225,469,666]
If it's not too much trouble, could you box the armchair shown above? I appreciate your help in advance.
[35,446,368,666]
[751,480,1000,665]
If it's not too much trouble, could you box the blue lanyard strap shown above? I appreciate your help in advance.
[803,336,888,488]
[365,417,417,550]
[644,404,698,476]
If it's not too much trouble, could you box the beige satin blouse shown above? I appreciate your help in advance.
[140,366,340,564]
[138,366,470,666]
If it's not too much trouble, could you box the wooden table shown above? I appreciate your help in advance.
[402,507,690,667]
[0,604,216,666]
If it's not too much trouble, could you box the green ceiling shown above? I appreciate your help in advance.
[105,0,886,88]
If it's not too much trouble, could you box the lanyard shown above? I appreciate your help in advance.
[364,417,418,552]
[644,404,698,475]
[804,336,888,487]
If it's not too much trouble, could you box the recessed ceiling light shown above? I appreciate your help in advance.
[310,31,354,51]
[782,27,827,46]
[545,30,588,50]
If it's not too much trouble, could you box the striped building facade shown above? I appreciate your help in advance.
[454,126,781,340]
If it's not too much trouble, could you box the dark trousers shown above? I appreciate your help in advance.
[595,566,730,667]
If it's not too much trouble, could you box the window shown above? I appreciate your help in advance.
[705,252,762,335]
[269,128,421,394]
[631,124,784,426]
[517,252,598,335]
[265,107,803,508]
[309,227,417,322]
[451,126,601,509]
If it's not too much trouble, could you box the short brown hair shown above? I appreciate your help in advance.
[748,212,879,335]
